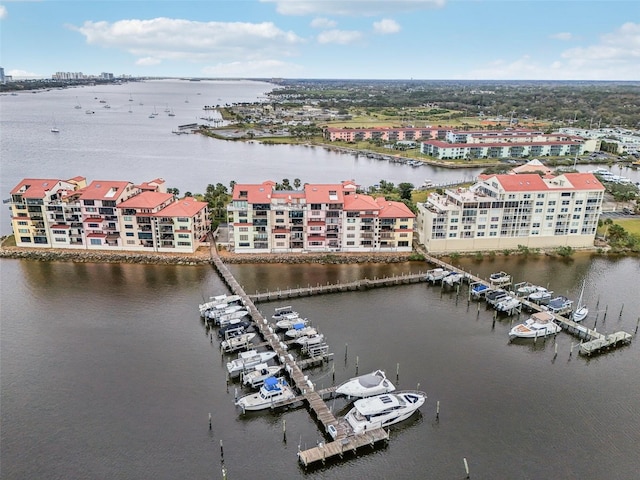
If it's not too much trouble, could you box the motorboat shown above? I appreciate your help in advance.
[199,294,241,315]
[340,390,427,437]
[509,311,561,339]
[285,323,318,339]
[220,333,256,353]
[528,287,553,304]
[443,272,465,286]
[489,271,511,286]
[226,350,277,376]
[272,305,298,320]
[336,370,396,398]
[495,295,521,313]
[235,377,296,411]
[217,319,252,338]
[470,282,490,298]
[485,289,508,306]
[572,280,588,323]
[217,310,249,327]
[545,296,573,315]
[515,282,542,296]
[425,268,450,283]
[294,332,325,347]
[275,313,305,330]
[206,304,244,320]
[242,364,283,389]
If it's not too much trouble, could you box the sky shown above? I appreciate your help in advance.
[1,0,639,81]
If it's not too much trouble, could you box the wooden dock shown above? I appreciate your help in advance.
[297,427,389,467]
[248,272,427,302]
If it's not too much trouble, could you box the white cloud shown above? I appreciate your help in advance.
[202,59,303,77]
[69,18,304,64]
[373,19,400,35]
[0,5,7,20]
[549,32,573,41]
[310,17,337,29]
[466,22,640,80]
[8,69,44,79]
[317,29,363,45]
[261,0,445,16]
[135,57,161,66]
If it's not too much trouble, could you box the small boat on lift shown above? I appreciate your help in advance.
[226,350,277,376]
[272,305,298,320]
[242,364,283,389]
[235,377,296,411]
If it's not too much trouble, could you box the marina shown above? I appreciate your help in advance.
[203,244,635,469]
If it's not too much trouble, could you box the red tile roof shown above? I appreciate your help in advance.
[343,193,379,211]
[232,181,276,203]
[375,197,416,218]
[304,184,345,204]
[156,197,207,217]
[117,191,174,210]
[491,174,549,191]
[10,179,65,198]
[80,181,133,201]
[554,173,605,190]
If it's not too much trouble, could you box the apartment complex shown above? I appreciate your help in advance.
[416,172,604,253]
[324,126,446,143]
[227,181,415,253]
[421,129,597,159]
[8,177,210,253]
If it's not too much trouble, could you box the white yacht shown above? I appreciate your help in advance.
[206,304,244,320]
[489,271,511,286]
[340,390,426,437]
[235,377,296,411]
[226,350,277,376]
[495,295,521,313]
[336,370,396,398]
[509,311,561,339]
[425,268,450,283]
[242,364,283,389]
[528,287,553,304]
[217,310,249,326]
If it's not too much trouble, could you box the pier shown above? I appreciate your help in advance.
[209,248,389,466]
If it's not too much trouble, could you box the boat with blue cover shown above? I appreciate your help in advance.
[235,377,296,411]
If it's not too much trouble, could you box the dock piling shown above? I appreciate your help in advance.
[463,457,470,478]
[619,304,624,319]
[396,362,400,382]
[436,400,440,421]
[355,355,359,375]
[220,439,224,460]
[209,412,212,430]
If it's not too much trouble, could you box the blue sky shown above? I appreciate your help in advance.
[1,0,638,80]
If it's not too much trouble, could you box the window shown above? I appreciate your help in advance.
[125,224,133,229]
[448,233,457,238]
[275,234,286,239]
[17,221,28,226]
[90,238,101,245]
[88,223,99,228]
[18,228,29,233]
[126,232,134,237]
[398,241,409,247]
[239,227,248,232]
[477,232,485,237]
[54,237,66,242]
[178,241,191,246]
[346,241,355,246]
[123,216,132,221]
[178,234,189,239]
[239,235,249,241]
[20,237,31,243]
[52,229,66,235]
[127,240,135,244]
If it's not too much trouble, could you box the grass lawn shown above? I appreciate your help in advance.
[616,218,640,236]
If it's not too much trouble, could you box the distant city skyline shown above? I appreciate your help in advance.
[1,1,638,81]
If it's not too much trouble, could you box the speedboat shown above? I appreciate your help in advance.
[206,304,244,320]
[294,332,325,347]
[199,294,241,315]
[545,296,573,315]
[275,313,305,330]
[227,350,277,376]
[336,370,396,398]
[242,364,283,389]
[528,287,553,304]
[285,324,318,339]
[341,390,426,437]
[509,311,561,339]
[495,295,521,313]
[425,268,450,283]
[217,309,249,326]
[235,377,296,411]
[470,283,490,298]
[443,272,465,286]
[221,332,256,352]
[272,305,298,320]
[489,271,511,286]
[485,289,508,306]
[217,319,252,339]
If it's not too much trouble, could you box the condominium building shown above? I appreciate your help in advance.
[324,126,446,143]
[8,177,210,252]
[227,181,415,253]
[420,129,595,159]
[416,172,604,253]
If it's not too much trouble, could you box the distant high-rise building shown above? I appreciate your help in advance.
[0,67,5,84]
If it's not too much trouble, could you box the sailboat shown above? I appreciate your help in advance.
[572,280,588,322]
[50,116,60,133]
[129,93,134,102]
[168,107,175,117]
[74,97,82,109]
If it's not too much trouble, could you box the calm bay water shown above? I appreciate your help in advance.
[2,81,640,479]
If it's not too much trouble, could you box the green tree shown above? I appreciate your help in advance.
[398,182,414,200]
